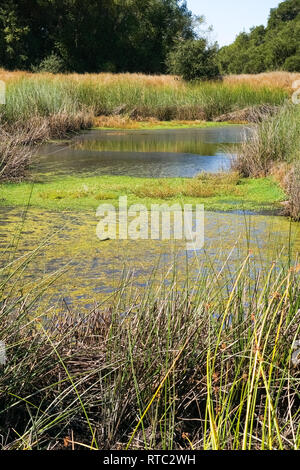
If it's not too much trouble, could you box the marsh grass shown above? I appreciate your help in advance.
[223,72,300,92]
[234,105,300,178]
[1,247,300,450]
[1,73,288,125]
[234,104,300,219]
[0,71,291,181]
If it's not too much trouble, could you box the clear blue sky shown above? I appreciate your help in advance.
[186,0,281,46]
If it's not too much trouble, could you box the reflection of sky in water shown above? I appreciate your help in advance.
[1,207,299,313]
[32,126,250,178]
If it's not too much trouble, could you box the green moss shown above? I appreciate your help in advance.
[0,174,286,214]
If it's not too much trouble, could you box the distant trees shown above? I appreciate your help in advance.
[0,0,298,76]
[0,0,195,73]
[166,38,220,81]
[218,0,300,74]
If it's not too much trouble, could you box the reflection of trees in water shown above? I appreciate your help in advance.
[75,138,232,156]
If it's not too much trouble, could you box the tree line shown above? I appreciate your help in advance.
[0,0,195,73]
[0,0,299,77]
[218,0,300,74]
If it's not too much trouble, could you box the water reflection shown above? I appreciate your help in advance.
[33,126,250,178]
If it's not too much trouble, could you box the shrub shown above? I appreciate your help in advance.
[166,39,220,81]
[34,53,67,74]
[283,55,300,72]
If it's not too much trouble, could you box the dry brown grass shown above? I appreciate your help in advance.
[0,130,33,181]
[224,72,300,92]
[0,111,94,181]
[1,69,298,93]
[0,69,181,88]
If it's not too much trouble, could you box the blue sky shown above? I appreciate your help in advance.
[186,0,281,46]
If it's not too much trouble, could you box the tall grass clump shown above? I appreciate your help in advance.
[234,105,300,178]
[233,104,300,218]
[2,74,289,124]
[1,250,300,450]
[0,77,94,181]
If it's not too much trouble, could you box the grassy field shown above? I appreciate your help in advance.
[0,70,290,125]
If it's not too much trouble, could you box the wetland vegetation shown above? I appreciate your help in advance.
[0,0,300,453]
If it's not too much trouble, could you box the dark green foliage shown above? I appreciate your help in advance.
[0,0,195,74]
[283,54,300,71]
[33,53,67,73]
[166,39,220,81]
[218,0,300,74]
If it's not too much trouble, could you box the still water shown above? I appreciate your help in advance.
[2,126,299,312]
[1,207,300,313]
[33,126,249,178]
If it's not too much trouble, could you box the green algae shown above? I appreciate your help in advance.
[0,174,286,214]
[1,206,299,314]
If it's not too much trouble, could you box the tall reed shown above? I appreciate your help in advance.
[1,249,300,450]
[233,104,300,219]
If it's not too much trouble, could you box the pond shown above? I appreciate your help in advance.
[1,125,299,313]
[32,125,250,178]
[1,206,300,313]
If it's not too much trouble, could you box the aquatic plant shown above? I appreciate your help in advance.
[0,245,300,450]
[234,104,300,219]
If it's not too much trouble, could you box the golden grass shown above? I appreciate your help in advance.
[0,69,181,88]
[1,69,298,93]
[224,72,300,92]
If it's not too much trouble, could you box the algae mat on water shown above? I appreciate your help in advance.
[0,175,286,214]
[1,207,299,314]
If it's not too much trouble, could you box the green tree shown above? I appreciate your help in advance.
[0,0,196,73]
[166,38,220,81]
[218,0,300,74]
